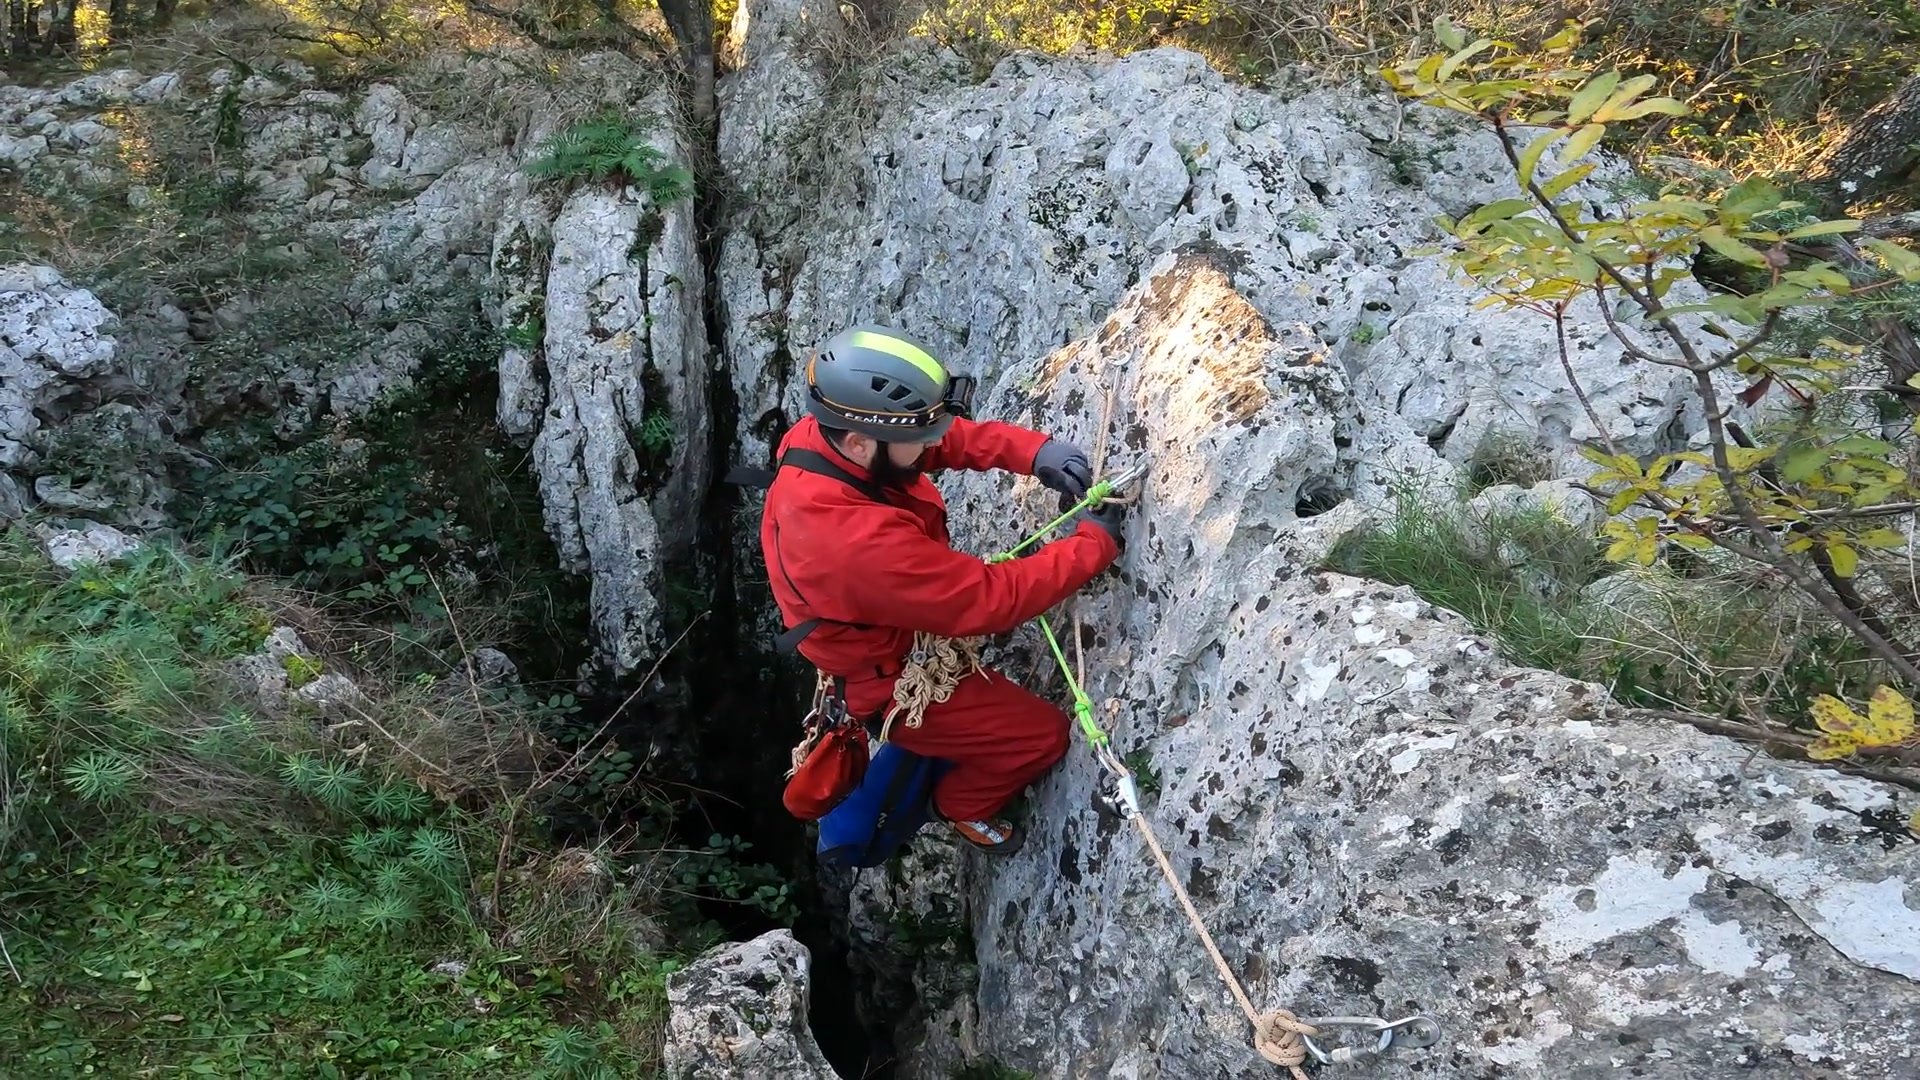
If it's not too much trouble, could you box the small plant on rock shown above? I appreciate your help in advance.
[1382,20,1920,715]
[526,110,695,203]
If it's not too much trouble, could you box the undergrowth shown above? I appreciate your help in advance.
[0,530,783,1075]
[1323,494,1884,732]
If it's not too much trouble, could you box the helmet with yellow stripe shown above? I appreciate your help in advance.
[805,324,977,443]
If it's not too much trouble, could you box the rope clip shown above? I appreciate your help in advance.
[1301,1015,1442,1066]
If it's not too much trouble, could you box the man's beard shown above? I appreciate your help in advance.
[871,446,926,489]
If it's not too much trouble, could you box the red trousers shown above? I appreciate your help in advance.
[844,667,1069,822]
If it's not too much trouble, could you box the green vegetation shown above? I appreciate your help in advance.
[1380,22,1920,734]
[0,533,683,1075]
[1324,493,1882,736]
[527,109,696,202]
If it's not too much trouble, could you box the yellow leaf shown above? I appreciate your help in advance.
[1857,527,1907,549]
[1806,734,1856,761]
[1566,73,1621,125]
[1605,538,1637,563]
[1517,129,1560,186]
[1560,123,1607,164]
[1635,537,1658,565]
[1810,694,1862,737]
[1862,686,1915,747]
[1909,808,1920,838]
[1591,74,1659,122]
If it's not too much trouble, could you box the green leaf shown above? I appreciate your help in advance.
[1827,541,1859,578]
[1780,446,1828,484]
[1698,226,1772,269]
[1517,129,1560,186]
[1783,219,1863,240]
[1460,198,1535,231]
[1434,17,1467,52]
[1540,162,1598,200]
[1559,123,1606,165]
[1566,72,1621,125]
[1719,177,1784,220]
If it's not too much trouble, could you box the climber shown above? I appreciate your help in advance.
[756,324,1127,853]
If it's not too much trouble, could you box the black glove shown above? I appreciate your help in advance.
[1080,499,1126,552]
[1034,438,1093,509]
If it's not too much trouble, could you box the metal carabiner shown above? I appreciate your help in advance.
[1300,1015,1442,1065]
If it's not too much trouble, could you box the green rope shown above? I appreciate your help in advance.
[981,478,1127,748]
[1039,613,1106,746]
[988,479,1116,564]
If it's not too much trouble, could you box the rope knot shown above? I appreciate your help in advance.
[1254,1010,1315,1075]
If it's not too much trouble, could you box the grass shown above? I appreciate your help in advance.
[0,528,683,1076]
[1323,492,1887,734]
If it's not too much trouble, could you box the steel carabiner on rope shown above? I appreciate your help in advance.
[1300,1015,1443,1066]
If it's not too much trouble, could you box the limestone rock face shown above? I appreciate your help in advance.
[526,105,710,675]
[715,33,1737,501]
[843,254,1920,1079]
[1,264,177,527]
[662,929,842,1080]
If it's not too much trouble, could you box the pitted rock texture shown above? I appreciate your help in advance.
[662,929,841,1079]
[820,254,1920,1079]
[716,18,1742,499]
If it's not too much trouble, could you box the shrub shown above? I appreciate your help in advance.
[1323,492,1889,738]
[1381,20,1920,706]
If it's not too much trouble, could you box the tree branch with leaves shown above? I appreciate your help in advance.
[1382,20,1920,705]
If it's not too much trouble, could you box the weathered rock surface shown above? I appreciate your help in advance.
[838,254,1920,1078]
[663,929,841,1079]
[33,520,143,569]
[520,97,710,675]
[716,23,1739,500]
[1,264,177,527]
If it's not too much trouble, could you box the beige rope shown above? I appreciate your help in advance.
[1074,375,1313,1073]
[1130,807,1317,1076]
[878,631,986,741]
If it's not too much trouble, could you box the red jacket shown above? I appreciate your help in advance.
[759,415,1119,687]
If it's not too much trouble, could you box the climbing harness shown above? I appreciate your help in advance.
[879,630,987,741]
[990,455,1442,1076]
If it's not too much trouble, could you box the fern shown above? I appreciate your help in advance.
[312,953,358,1003]
[300,878,360,922]
[360,891,416,934]
[525,111,695,203]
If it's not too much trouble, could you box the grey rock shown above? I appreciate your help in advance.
[1,134,48,168]
[469,647,519,686]
[663,929,841,1080]
[292,672,367,716]
[62,120,112,149]
[1,264,120,469]
[355,83,414,188]
[527,104,708,675]
[34,520,142,569]
[0,473,23,520]
[855,255,1920,1079]
[131,73,182,104]
[59,69,144,107]
[716,38,1746,506]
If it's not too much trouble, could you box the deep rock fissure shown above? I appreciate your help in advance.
[606,106,883,1078]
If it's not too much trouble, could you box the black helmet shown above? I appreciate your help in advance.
[805,324,977,442]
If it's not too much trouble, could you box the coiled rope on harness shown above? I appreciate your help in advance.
[879,630,986,741]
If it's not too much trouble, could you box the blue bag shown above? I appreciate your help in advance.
[816,740,953,868]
